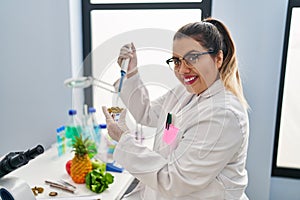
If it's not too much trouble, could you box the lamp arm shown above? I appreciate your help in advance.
[91,77,114,87]
[92,78,117,93]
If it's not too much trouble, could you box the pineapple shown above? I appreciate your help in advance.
[70,135,96,184]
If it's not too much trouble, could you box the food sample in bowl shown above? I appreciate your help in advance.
[107,107,124,121]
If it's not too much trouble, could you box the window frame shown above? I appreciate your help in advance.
[272,0,300,179]
[81,0,212,106]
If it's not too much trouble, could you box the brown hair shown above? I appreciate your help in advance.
[174,18,248,109]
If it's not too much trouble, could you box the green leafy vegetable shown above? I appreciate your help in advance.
[85,168,114,193]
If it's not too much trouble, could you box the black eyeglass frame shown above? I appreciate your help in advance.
[166,50,215,71]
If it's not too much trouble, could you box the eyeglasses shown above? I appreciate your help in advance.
[166,50,215,71]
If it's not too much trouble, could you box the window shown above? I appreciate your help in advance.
[81,1,211,124]
[272,0,300,178]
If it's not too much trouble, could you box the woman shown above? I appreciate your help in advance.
[102,18,249,200]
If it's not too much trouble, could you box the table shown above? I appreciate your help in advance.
[7,144,135,200]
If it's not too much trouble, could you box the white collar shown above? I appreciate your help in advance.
[198,79,225,99]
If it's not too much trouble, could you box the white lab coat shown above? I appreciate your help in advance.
[113,74,249,200]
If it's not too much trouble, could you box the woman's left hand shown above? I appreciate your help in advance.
[102,106,130,142]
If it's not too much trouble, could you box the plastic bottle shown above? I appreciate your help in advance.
[56,126,66,156]
[106,134,117,163]
[81,105,96,140]
[65,109,82,148]
[96,124,109,163]
[81,104,97,158]
[97,124,118,163]
[88,107,101,147]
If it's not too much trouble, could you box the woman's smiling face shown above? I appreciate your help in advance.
[172,37,223,95]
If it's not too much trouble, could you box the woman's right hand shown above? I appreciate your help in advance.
[117,43,138,78]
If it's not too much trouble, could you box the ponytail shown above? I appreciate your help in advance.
[203,18,249,109]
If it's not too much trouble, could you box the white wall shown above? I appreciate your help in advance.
[270,177,300,200]
[0,0,72,155]
[213,0,300,199]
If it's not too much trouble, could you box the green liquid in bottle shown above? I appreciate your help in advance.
[65,126,81,146]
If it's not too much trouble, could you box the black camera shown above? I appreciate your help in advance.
[0,145,44,178]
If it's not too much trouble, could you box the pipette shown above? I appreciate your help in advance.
[116,59,129,105]
[118,59,129,94]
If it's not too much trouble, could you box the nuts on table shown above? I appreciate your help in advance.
[49,191,58,196]
[31,186,44,196]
